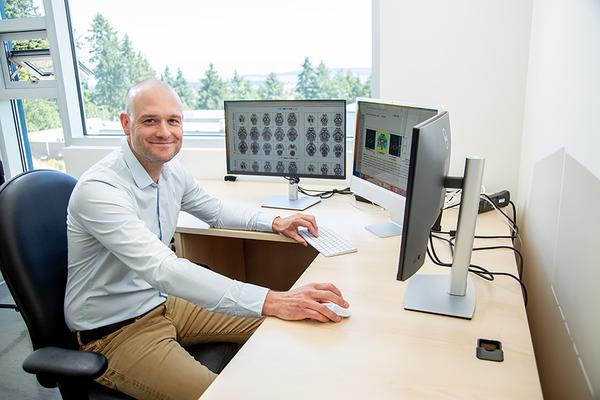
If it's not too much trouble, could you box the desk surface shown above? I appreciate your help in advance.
[177,179,542,400]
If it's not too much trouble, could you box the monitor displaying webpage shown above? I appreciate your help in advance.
[353,101,437,196]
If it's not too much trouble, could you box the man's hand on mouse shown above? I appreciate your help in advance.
[272,213,318,246]
[262,282,349,323]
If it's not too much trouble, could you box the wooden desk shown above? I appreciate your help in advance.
[175,180,542,399]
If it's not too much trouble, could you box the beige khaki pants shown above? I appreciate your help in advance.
[79,296,263,400]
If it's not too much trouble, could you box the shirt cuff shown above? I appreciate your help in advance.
[256,211,279,232]
[238,282,270,317]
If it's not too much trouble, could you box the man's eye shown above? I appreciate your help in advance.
[169,119,181,125]
[143,119,156,125]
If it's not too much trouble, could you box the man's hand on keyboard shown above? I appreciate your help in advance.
[272,213,318,246]
[262,283,349,323]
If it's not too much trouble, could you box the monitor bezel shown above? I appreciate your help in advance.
[224,99,347,180]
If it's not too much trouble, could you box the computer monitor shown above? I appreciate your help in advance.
[225,100,346,210]
[398,111,485,319]
[351,98,438,237]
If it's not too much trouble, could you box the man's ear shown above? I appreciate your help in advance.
[119,112,131,136]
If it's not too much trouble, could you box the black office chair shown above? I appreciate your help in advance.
[0,170,241,400]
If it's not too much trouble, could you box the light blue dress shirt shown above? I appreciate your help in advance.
[64,140,276,331]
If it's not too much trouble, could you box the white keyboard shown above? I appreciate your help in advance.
[298,225,357,257]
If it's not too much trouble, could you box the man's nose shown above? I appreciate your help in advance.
[155,120,171,137]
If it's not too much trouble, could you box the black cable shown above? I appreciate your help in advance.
[472,245,524,279]
[427,231,528,305]
[428,234,493,281]
[297,186,352,199]
[509,200,517,227]
[480,193,518,239]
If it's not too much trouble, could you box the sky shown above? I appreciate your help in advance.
[64,0,372,81]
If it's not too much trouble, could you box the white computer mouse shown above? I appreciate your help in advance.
[323,302,351,318]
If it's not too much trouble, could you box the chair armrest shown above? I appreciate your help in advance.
[23,346,108,385]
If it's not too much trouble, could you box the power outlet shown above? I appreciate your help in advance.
[479,190,510,214]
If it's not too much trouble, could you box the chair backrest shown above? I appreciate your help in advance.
[0,160,5,185]
[0,169,78,350]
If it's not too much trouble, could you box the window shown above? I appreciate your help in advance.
[0,0,80,176]
[67,0,372,137]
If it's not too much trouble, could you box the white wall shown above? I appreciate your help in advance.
[376,0,532,196]
[518,0,600,398]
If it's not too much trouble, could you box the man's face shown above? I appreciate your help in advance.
[120,85,183,167]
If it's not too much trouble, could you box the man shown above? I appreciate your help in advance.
[65,79,349,399]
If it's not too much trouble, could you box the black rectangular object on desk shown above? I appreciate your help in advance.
[478,190,510,213]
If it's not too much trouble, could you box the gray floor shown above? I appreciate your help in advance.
[0,272,61,399]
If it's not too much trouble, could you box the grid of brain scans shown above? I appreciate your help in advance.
[225,100,346,178]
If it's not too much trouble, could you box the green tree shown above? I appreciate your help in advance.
[87,14,123,118]
[316,61,334,99]
[295,57,319,99]
[86,14,155,118]
[196,63,227,110]
[22,99,61,132]
[330,71,371,103]
[228,71,254,100]
[161,65,174,84]
[3,0,38,18]
[257,73,284,100]
[172,68,196,109]
[121,34,155,91]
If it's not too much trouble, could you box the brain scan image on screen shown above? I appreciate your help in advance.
[320,113,328,126]
[263,142,272,155]
[287,113,297,126]
[334,113,343,126]
[334,144,343,158]
[333,127,343,143]
[262,113,271,126]
[226,101,346,178]
[275,143,285,156]
[306,127,316,142]
[262,127,272,141]
[334,163,343,176]
[288,143,297,157]
[276,161,285,173]
[274,127,285,141]
[275,112,284,126]
[238,126,248,141]
[288,161,298,174]
[287,127,298,141]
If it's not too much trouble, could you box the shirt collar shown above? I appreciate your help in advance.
[121,138,169,189]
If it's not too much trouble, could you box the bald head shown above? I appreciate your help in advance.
[124,79,183,118]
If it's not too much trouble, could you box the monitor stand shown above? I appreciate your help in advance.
[365,209,403,238]
[403,157,485,319]
[261,178,321,211]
